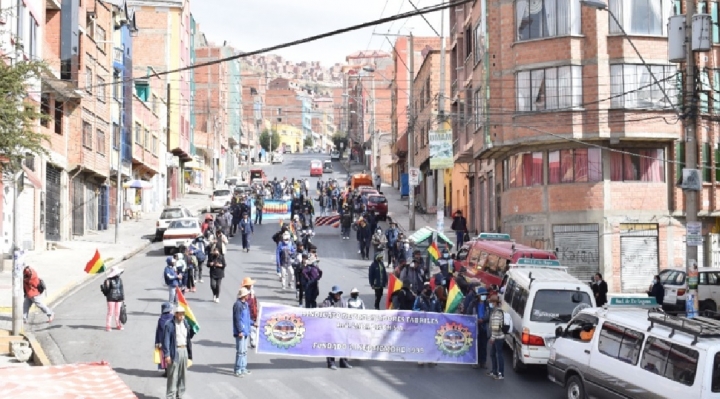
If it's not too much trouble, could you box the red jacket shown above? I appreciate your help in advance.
[23,267,40,298]
[247,294,258,321]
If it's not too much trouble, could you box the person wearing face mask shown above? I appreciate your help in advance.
[413,282,441,366]
[398,240,413,266]
[239,212,254,253]
[294,254,308,306]
[399,260,425,295]
[276,232,297,289]
[592,273,608,307]
[488,295,512,380]
[208,245,226,303]
[437,248,453,282]
[321,286,351,370]
[647,274,664,306]
[302,255,323,308]
[368,252,388,310]
[385,222,400,265]
[472,287,490,370]
[347,288,365,309]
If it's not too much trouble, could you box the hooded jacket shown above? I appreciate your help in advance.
[23,267,41,298]
[368,260,388,289]
[276,240,296,267]
[155,305,174,346]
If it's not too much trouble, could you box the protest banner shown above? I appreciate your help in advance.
[257,304,477,364]
[249,199,291,220]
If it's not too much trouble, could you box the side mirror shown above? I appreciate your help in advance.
[555,326,563,338]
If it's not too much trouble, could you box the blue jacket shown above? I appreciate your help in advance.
[239,219,254,235]
[368,260,388,289]
[413,292,441,312]
[385,228,399,245]
[162,318,194,361]
[233,299,251,337]
[155,313,174,345]
[164,265,180,287]
[276,241,296,267]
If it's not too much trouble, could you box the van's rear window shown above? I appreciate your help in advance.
[530,290,592,323]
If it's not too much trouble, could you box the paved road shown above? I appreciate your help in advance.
[31,153,563,399]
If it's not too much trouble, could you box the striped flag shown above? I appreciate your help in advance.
[428,241,440,262]
[315,215,340,227]
[175,287,200,333]
[84,250,106,274]
[445,279,464,313]
[386,274,403,309]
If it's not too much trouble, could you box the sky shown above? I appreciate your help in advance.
[189,0,446,66]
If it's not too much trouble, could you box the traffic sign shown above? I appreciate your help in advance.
[409,167,420,186]
[608,297,658,307]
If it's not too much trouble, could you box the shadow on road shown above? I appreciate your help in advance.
[188,363,235,375]
[194,339,235,349]
[134,393,160,399]
[65,324,106,331]
[114,366,163,379]
[135,297,168,303]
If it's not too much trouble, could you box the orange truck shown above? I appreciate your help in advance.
[351,173,373,189]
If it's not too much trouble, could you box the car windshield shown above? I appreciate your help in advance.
[530,290,592,323]
[659,269,686,286]
[311,161,322,168]
[250,171,262,180]
[160,209,184,219]
[214,190,231,197]
[169,220,198,229]
[369,196,387,203]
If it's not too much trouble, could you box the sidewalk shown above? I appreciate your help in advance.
[0,193,209,314]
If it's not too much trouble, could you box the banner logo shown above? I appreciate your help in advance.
[435,322,474,357]
[263,314,306,349]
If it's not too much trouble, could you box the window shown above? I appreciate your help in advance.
[517,66,582,112]
[474,23,483,64]
[700,271,720,285]
[24,155,35,171]
[425,77,431,105]
[82,122,92,149]
[135,81,149,102]
[466,88,473,126]
[505,152,543,187]
[96,129,105,155]
[112,123,120,150]
[134,123,141,143]
[640,336,698,386]
[54,101,63,135]
[474,88,483,129]
[610,148,665,182]
[597,321,644,365]
[516,0,581,41]
[16,0,25,43]
[676,142,686,182]
[152,95,159,114]
[549,148,602,184]
[112,73,121,101]
[712,352,720,392]
[562,315,599,341]
[704,143,712,182]
[97,76,105,102]
[700,70,710,113]
[465,25,472,59]
[510,285,529,316]
[610,64,677,109]
[40,94,50,127]
[144,128,150,148]
[152,135,158,155]
[28,16,37,59]
[85,67,93,94]
[530,290,592,323]
[713,2,720,44]
[609,0,673,36]
[96,26,106,53]
[503,279,517,304]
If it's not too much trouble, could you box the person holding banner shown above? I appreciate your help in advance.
[368,252,388,310]
[321,286,352,370]
[302,255,323,308]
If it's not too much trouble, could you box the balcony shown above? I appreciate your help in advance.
[114,47,123,62]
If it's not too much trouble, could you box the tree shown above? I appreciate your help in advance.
[303,135,313,149]
[259,129,281,152]
[331,132,348,159]
[0,60,49,170]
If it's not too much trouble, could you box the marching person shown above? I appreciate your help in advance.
[164,257,181,304]
[340,205,353,240]
[593,273,609,307]
[368,252,388,310]
[241,277,259,348]
[413,281,441,366]
[22,265,54,324]
[218,209,231,237]
[647,274,665,306]
[385,222,400,265]
[101,265,125,331]
[371,227,387,256]
[239,212,254,253]
[302,255,323,308]
[254,194,264,225]
[155,302,174,376]
[277,232,297,289]
[374,174,381,191]
[391,277,417,311]
[347,288,366,309]
[163,306,195,399]
[190,237,206,283]
[233,287,252,377]
[356,217,372,260]
[471,287,490,370]
[215,228,229,256]
[321,286,352,370]
[174,252,188,293]
[208,245,226,303]
[451,210,468,249]
[400,260,425,295]
[294,253,308,305]
[488,295,513,380]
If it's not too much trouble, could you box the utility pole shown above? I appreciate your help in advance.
[436,8,447,234]
[684,1,699,317]
[370,72,376,175]
[166,83,172,206]
[408,33,416,231]
[11,171,22,335]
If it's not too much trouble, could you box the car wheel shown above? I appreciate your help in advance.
[701,300,718,317]
[512,343,526,373]
[566,375,587,399]
[164,247,171,255]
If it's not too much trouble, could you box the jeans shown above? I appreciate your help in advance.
[341,226,350,238]
[241,233,250,250]
[305,299,317,308]
[490,338,505,375]
[360,240,370,258]
[250,325,257,347]
[374,288,384,310]
[234,336,249,374]
[210,277,222,298]
[196,261,204,281]
[166,347,188,399]
[456,231,465,249]
[106,301,122,329]
[477,328,488,366]
[255,210,263,224]
[168,286,178,304]
[23,295,52,321]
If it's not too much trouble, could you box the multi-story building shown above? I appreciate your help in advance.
[240,67,268,160]
[265,79,309,141]
[130,0,192,200]
[465,0,696,292]
[412,44,451,214]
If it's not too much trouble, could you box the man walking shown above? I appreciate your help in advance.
[368,253,388,310]
[374,174,381,191]
[321,286,352,370]
[164,257,181,304]
[239,212,254,253]
[254,194,264,225]
[451,210,468,249]
[233,287,252,377]
[162,306,194,399]
[22,265,54,323]
[241,277,259,348]
[592,273,608,307]
[385,222,400,265]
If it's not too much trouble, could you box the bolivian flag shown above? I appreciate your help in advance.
[84,249,105,274]
[385,274,403,309]
[175,287,200,333]
[428,241,440,262]
[445,279,464,313]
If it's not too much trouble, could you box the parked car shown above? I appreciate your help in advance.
[330,150,340,160]
[163,218,202,255]
[155,206,194,241]
[210,188,233,212]
[366,194,388,220]
[272,152,284,164]
[658,267,720,315]
[323,160,333,173]
[358,186,379,197]
[310,160,323,177]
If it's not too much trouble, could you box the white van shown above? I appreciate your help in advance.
[501,260,596,372]
[548,297,720,399]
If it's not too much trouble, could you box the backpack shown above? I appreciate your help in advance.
[280,247,292,267]
[499,310,511,334]
[37,279,46,295]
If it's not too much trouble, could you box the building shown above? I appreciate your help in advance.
[465,0,693,292]
[276,123,304,154]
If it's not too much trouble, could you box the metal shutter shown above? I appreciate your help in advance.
[552,224,600,283]
[85,183,98,232]
[620,233,659,293]
[45,165,62,241]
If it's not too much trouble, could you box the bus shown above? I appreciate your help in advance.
[455,233,558,289]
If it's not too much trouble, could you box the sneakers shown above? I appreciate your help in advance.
[329,364,338,370]
[47,314,54,323]
[494,373,504,380]
[234,372,244,378]
[243,369,252,375]
[487,372,496,378]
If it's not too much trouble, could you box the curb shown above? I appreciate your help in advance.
[24,331,51,366]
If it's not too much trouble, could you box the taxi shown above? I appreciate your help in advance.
[310,159,323,177]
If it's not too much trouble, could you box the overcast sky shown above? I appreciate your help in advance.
[190,0,445,66]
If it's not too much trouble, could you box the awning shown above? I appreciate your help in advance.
[0,362,137,398]
[42,77,82,101]
[408,227,454,249]
[183,160,203,170]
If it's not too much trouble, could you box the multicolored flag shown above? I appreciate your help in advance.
[385,273,403,309]
[428,241,440,262]
[445,279,464,313]
[175,287,200,333]
[84,249,106,274]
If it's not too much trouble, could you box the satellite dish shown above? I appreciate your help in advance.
[572,303,592,319]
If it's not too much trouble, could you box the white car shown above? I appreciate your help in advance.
[658,267,720,315]
[330,150,340,160]
[163,218,202,255]
[209,188,233,212]
[155,206,194,241]
[272,152,284,164]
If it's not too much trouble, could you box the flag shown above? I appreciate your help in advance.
[84,249,105,274]
[175,287,200,334]
[385,274,403,309]
[428,241,440,262]
[445,279,464,313]
[315,215,341,227]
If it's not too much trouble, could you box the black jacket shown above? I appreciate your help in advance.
[208,253,226,279]
[368,260,388,289]
[391,288,416,310]
[451,216,468,232]
[593,280,608,307]
[103,276,124,302]
[648,282,664,305]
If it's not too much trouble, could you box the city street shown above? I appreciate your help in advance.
[31,153,563,398]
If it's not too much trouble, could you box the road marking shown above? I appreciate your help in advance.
[254,378,304,399]
[303,376,358,398]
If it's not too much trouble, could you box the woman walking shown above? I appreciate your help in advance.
[208,245,227,303]
[101,266,125,331]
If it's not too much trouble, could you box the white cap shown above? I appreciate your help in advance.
[350,287,360,294]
